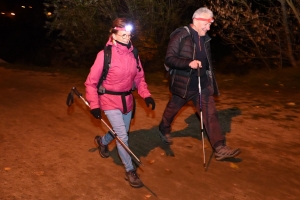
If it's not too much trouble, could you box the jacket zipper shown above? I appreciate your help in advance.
[183,42,196,98]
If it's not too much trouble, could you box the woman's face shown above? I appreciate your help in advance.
[113,30,132,44]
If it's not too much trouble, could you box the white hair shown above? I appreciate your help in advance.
[192,7,213,19]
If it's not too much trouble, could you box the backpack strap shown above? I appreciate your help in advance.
[97,45,112,90]
[165,26,191,74]
[132,47,141,72]
[178,26,191,54]
[103,45,112,82]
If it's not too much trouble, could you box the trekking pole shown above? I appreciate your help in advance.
[67,86,143,166]
[197,67,206,168]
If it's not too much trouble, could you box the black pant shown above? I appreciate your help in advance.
[159,84,224,149]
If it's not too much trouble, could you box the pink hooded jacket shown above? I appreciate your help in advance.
[85,40,151,113]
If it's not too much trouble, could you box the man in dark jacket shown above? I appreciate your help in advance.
[159,7,240,161]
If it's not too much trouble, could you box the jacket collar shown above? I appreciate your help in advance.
[106,39,134,53]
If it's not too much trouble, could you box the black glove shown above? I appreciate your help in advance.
[90,108,101,119]
[145,97,155,110]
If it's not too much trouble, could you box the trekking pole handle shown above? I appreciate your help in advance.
[72,87,90,107]
[197,66,201,76]
[72,86,82,97]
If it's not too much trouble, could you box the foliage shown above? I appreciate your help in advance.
[44,0,119,67]
[206,0,300,69]
[121,0,200,62]
[44,0,300,70]
[285,0,300,24]
[44,0,203,67]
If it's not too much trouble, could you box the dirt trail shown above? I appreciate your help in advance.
[0,66,299,200]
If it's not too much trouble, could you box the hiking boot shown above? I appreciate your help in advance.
[125,170,143,188]
[214,145,241,161]
[158,132,173,145]
[94,135,109,158]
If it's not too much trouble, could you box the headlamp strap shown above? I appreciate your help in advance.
[194,17,214,23]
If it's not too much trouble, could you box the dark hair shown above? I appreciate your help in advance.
[109,18,129,35]
[108,18,130,42]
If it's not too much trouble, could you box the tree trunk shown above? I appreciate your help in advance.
[278,0,298,68]
[286,0,300,25]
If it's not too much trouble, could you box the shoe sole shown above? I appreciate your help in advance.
[158,132,173,145]
[124,177,144,188]
[94,136,109,158]
[215,149,241,161]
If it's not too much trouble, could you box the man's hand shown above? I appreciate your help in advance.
[189,60,202,69]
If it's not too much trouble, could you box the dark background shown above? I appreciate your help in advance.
[0,1,239,73]
[0,0,46,63]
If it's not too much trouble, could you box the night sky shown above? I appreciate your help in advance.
[0,0,47,63]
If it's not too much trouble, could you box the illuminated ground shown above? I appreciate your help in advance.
[0,65,299,199]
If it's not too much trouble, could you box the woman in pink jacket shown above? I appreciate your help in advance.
[85,18,155,188]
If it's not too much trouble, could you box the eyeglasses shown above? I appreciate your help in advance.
[117,34,133,39]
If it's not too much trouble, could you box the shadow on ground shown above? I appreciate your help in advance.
[89,107,241,167]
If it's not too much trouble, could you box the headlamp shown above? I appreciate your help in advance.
[125,24,133,31]
[194,17,214,23]
[114,24,133,31]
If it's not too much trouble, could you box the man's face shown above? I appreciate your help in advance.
[194,13,212,36]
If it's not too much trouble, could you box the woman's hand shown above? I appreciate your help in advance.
[90,108,102,119]
[145,97,155,110]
